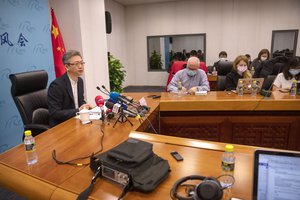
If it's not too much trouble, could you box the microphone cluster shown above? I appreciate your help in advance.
[95,85,150,120]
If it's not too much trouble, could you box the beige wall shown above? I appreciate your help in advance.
[50,0,110,104]
[106,0,300,86]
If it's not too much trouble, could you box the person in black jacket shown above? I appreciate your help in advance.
[213,51,228,70]
[226,55,252,91]
[48,50,90,127]
[250,49,270,70]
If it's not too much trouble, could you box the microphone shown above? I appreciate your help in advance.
[95,95,105,122]
[95,95,105,107]
[105,101,137,117]
[101,85,111,95]
[109,91,132,104]
[96,86,109,96]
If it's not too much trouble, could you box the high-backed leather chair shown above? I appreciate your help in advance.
[9,70,50,138]
[262,75,277,90]
[217,75,227,91]
[217,61,233,76]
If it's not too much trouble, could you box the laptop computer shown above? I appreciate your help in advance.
[252,150,300,200]
[236,78,264,94]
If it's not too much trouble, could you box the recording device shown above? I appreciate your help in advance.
[171,175,232,200]
[101,165,130,185]
[170,151,184,161]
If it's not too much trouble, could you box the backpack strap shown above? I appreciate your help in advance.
[77,166,101,200]
[118,183,130,200]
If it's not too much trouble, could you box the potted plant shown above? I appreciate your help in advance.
[149,50,163,70]
[108,54,126,93]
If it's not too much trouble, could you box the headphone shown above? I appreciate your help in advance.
[171,175,231,200]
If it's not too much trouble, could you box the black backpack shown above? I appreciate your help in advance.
[77,138,171,200]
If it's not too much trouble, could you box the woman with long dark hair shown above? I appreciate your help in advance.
[273,57,300,91]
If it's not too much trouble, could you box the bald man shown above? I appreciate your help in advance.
[167,57,210,94]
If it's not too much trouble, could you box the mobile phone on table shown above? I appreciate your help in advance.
[170,151,184,161]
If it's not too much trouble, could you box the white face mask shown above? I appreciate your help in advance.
[260,56,267,61]
[220,57,226,62]
[237,65,247,73]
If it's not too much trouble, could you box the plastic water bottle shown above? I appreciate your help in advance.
[212,67,218,76]
[251,80,258,96]
[24,130,38,165]
[177,81,183,97]
[290,79,297,96]
[220,144,235,188]
[237,80,243,96]
[250,66,255,76]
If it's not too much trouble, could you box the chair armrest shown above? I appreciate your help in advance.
[24,124,50,137]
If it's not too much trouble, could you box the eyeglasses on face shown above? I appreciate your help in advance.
[67,61,85,67]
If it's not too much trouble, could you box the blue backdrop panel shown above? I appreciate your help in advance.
[0,0,55,152]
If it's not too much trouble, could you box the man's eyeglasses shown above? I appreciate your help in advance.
[67,61,85,67]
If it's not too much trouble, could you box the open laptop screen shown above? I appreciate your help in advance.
[253,150,300,200]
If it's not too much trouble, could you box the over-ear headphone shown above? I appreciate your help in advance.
[170,175,224,200]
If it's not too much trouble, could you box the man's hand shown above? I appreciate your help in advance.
[188,87,198,94]
[181,87,187,93]
[79,104,91,110]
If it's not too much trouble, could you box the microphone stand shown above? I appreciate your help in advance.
[112,107,133,128]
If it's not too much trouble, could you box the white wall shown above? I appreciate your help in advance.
[50,0,110,104]
[119,0,300,86]
[105,0,129,85]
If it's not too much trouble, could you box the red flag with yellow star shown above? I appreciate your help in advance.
[51,8,66,78]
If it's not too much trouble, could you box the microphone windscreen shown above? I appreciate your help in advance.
[95,95,104,107]
[109,92,120,101]
[105,101,115,110]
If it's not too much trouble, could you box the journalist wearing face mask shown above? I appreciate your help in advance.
[167,57,210,94]
[250,49,270,70]
[225,55,252,91]
[213,51,228,70]
[272,57,300,92]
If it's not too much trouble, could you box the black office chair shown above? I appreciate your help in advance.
[9,70,50,138]
[217,75,227,91]
[217,61,233,75]
[262,75,277,90]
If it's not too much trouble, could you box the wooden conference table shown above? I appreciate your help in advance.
[0,92,299,200]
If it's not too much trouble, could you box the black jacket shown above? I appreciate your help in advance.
[48,72,86,127]
[225,70,243,91]
[253,56,288,79]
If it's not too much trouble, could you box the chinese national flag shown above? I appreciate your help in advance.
[51,8,66,78]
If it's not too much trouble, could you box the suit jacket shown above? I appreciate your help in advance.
[48,72,86,127]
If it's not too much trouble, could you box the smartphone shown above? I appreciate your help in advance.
[152,95,161,99]
[170,151,184,161]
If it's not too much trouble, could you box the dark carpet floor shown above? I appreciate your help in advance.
[123,85,165,93]
[0,187,25,200]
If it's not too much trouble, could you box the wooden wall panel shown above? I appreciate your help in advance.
[160,111,300,151]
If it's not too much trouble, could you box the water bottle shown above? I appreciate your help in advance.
[212,67,218,76]
[24,130,38,165]
[290,79,297,96]
[177,81,183,97]
[251,80,258,96]
[220,144,235,188]
[237,80,243,96]
[250,66,255,76]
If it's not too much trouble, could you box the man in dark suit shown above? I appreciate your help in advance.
[48,50,90,127]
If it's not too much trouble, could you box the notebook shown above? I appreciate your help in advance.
[252,150,300,200]
[236,78,264,94]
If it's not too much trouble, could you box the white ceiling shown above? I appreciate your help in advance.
[114,0,182,6]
